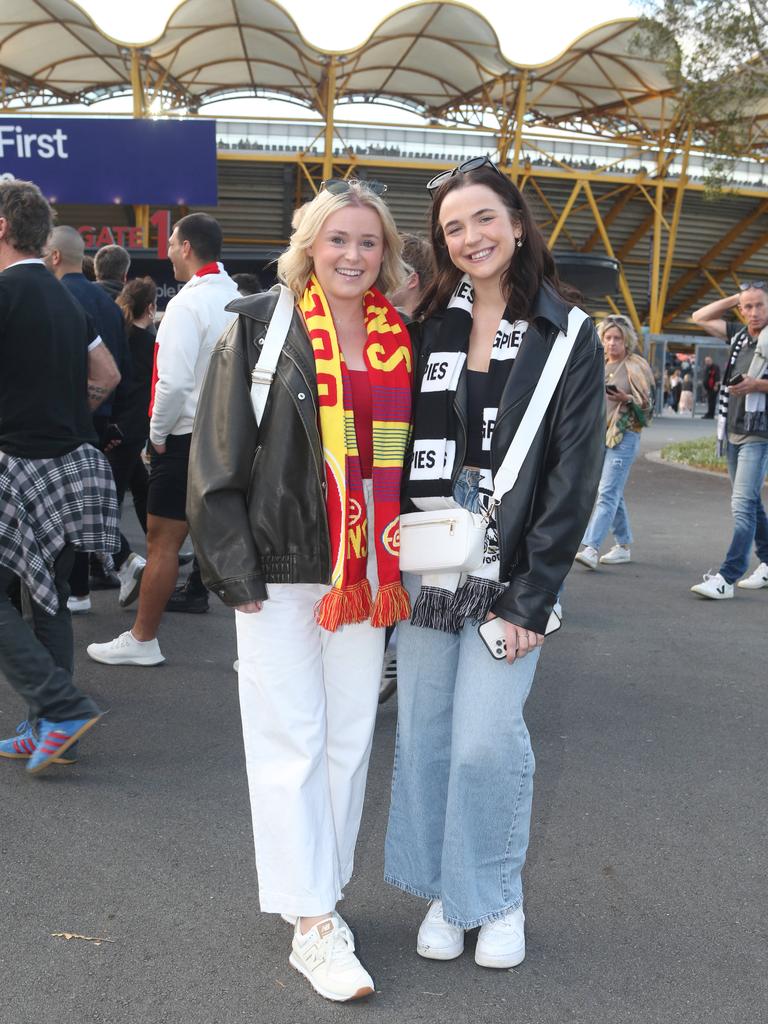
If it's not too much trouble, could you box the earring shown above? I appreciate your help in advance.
[516,238,523,249]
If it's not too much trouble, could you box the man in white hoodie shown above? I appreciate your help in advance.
[88,214,239,665]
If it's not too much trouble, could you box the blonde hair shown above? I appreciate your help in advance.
[596,315,639,355]
[277,182,406,298]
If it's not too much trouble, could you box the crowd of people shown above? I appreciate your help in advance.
[1,167,767,1003]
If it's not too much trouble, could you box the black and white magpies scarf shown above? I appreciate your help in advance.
[716,325,768,455]
[406,274,528,633]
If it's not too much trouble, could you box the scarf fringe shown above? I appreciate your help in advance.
[452,576,507,626]
[410,586,461,633]
[743,409,768,433]
[315,579,372,632]
[371,580,411,628]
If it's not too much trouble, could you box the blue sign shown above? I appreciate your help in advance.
[0,118,217,205]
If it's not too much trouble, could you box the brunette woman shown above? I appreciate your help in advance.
[384,158,604,968]
[188,181,412,1002]
[107,276,158,604]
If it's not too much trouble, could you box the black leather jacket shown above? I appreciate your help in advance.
[187,288,335,606]
[410,282,605,633]
[187,288,415,607]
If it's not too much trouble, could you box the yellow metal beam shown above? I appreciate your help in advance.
[321,56,337,183]
[510,70,528,184]
[663,197,768,314]
[582,181,642,334]
[129,49,145,119]
[655,131,692,330]
[664,226,768,323]
[547,181,582,249]
[582,185,635,253]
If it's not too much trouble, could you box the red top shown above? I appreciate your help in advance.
[349,370,373,479]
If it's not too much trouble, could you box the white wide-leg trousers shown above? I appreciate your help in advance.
[235,481,385,917]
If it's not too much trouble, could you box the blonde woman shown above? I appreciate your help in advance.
[187,180,412,1002]
[575,314,655,568]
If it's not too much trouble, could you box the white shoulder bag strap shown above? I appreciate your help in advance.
[489,307,589,509]
[249,284,296,427]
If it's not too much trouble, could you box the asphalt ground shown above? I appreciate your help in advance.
[2,415,766,1024]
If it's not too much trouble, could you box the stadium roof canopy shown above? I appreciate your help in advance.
[1,0,767,334]
[1,0,766,154]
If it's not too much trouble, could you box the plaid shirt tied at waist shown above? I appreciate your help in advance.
[0,443,119,615]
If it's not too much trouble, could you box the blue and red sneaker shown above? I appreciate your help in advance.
[26,714,102,776]
[0,721,79,766]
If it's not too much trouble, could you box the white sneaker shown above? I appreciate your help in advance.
[599,544,631,564]
[67,595,91,613]
[690,572,734,600]
[475,906,525,968]
[574,546,599,570]
[289,913,374,1002]
[416,900,464,960]
[737,562,768,590]
[117,553,146,607]
[87,630,165,666]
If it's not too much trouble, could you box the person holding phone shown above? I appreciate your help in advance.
[575,315,655,570]
[384,158,603,968]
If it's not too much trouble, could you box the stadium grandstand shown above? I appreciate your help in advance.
[1,0,767,333]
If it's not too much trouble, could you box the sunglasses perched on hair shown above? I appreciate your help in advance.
[426,156,506,193]
[739,280,767,291]
[320,178,387,197]
[603,314,632,326]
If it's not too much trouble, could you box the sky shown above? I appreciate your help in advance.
[77,0,638,66]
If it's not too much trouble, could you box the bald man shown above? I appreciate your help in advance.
[46,226,131,609]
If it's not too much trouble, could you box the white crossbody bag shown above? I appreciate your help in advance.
[399,308,589,577]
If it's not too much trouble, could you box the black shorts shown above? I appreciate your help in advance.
[146,433,191,521]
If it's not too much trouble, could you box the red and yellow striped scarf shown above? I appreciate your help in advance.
[300,274,412,631]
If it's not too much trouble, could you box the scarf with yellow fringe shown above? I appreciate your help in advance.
[300,274,413,631]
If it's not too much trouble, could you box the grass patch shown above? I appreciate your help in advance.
[660,437,728,473]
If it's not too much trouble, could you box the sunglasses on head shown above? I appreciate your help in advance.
[603,315,632,326]
[739,280,767,292]
[426,156,507,193]
[320,178,387,197]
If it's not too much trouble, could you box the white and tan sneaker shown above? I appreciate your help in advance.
[574,546,599,570]
[417,899,464,960]
[289,914,374,1002]
[736,562,768,590]
[599,544,631,564]
[475,906,525,968]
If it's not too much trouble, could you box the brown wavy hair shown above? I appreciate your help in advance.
[117,276,157,326]
[416,164,570,320]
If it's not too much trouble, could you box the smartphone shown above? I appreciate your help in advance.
[729,372,745,386]
[102,423,124,446]
[605,384,620,394]
[478,609,562,661]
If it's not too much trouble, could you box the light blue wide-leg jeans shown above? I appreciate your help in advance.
[384,469,541,929]
[581,429,641,550]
